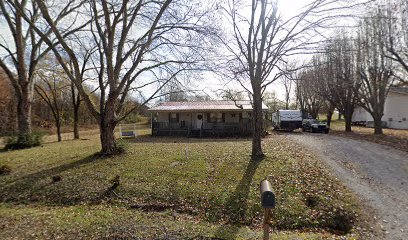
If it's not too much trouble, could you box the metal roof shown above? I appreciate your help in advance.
[149,100,268,112]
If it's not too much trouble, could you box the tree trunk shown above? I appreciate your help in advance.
[99,107,117,155]
[73,103,80,139]
[373,115,383,135]
[251,85,264,160]
[344,109,353,132]
[56,120,62,142]
[16,87,32,135]
[326,110,333,127]
[71,83,80,139]
[310,110,319,119]
[338,113,342,120]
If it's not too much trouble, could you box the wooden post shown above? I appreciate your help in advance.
[263,209,270,240]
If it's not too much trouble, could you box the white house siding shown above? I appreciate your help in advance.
[352,91,408,129]
[384,92,408,129]
[352,107,372,122]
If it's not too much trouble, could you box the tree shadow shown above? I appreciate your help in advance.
[0,153,104,205]
[213,159,262,239]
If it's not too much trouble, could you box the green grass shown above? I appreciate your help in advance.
[0,129,362,239]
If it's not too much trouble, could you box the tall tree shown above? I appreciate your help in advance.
[0,0,46,139]
[34,59,71,142]
[20,0,215,154]
[357,9,395,134]
[221,0,361,158]
[323,34,362,132]
[296,63,325,119]
[384,0,408,86]
[0,0,81,144]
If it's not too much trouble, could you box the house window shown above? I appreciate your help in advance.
[169,113,179,123]
[208,112,225,123]
[231,113,236,118]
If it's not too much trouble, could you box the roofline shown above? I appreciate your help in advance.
[389,90,408,95]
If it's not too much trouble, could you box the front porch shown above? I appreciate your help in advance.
[152,121,252,137]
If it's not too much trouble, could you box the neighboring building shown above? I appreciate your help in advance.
[352,87,408,129]
[149,100,268,137]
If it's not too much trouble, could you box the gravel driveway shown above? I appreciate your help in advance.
[285,132,408,240]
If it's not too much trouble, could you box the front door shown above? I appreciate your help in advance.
[196,113,203,129]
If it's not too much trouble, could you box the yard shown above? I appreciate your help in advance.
[0,127,367,239]
[329,120,408,152]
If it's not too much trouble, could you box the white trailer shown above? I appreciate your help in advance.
[272,110,303,131]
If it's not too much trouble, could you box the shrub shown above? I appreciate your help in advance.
[4,132,45,150]
[0,165,11,175]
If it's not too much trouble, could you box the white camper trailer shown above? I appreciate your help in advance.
[272,110,303,131]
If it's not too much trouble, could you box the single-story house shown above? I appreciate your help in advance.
[352,87,408,129]
[149,100,268,137]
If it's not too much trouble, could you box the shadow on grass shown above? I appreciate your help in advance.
[213,159,262,239]
[0,154,103,204]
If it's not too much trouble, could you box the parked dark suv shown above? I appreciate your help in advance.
[302,119,330,133]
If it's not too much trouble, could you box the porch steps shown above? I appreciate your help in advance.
[189,129,201,138]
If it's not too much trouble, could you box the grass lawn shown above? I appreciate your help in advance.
[0,128,365,239]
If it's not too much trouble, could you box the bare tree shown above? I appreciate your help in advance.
[34,59,71,142]
[383,0,408,86]
[322,34,362,132]
[18,0,215,154]
[357,9,395,134]
[0,0,85,146]
[0,0,50,140]
[280,76,293,110]
[296,63,325,119]
[220,0,366,158]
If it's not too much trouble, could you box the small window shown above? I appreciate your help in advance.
[169,113,179,123]
[403,117,407,121]
[388,117,393,122]
[209,112,224,123]
[231,113,236,118]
